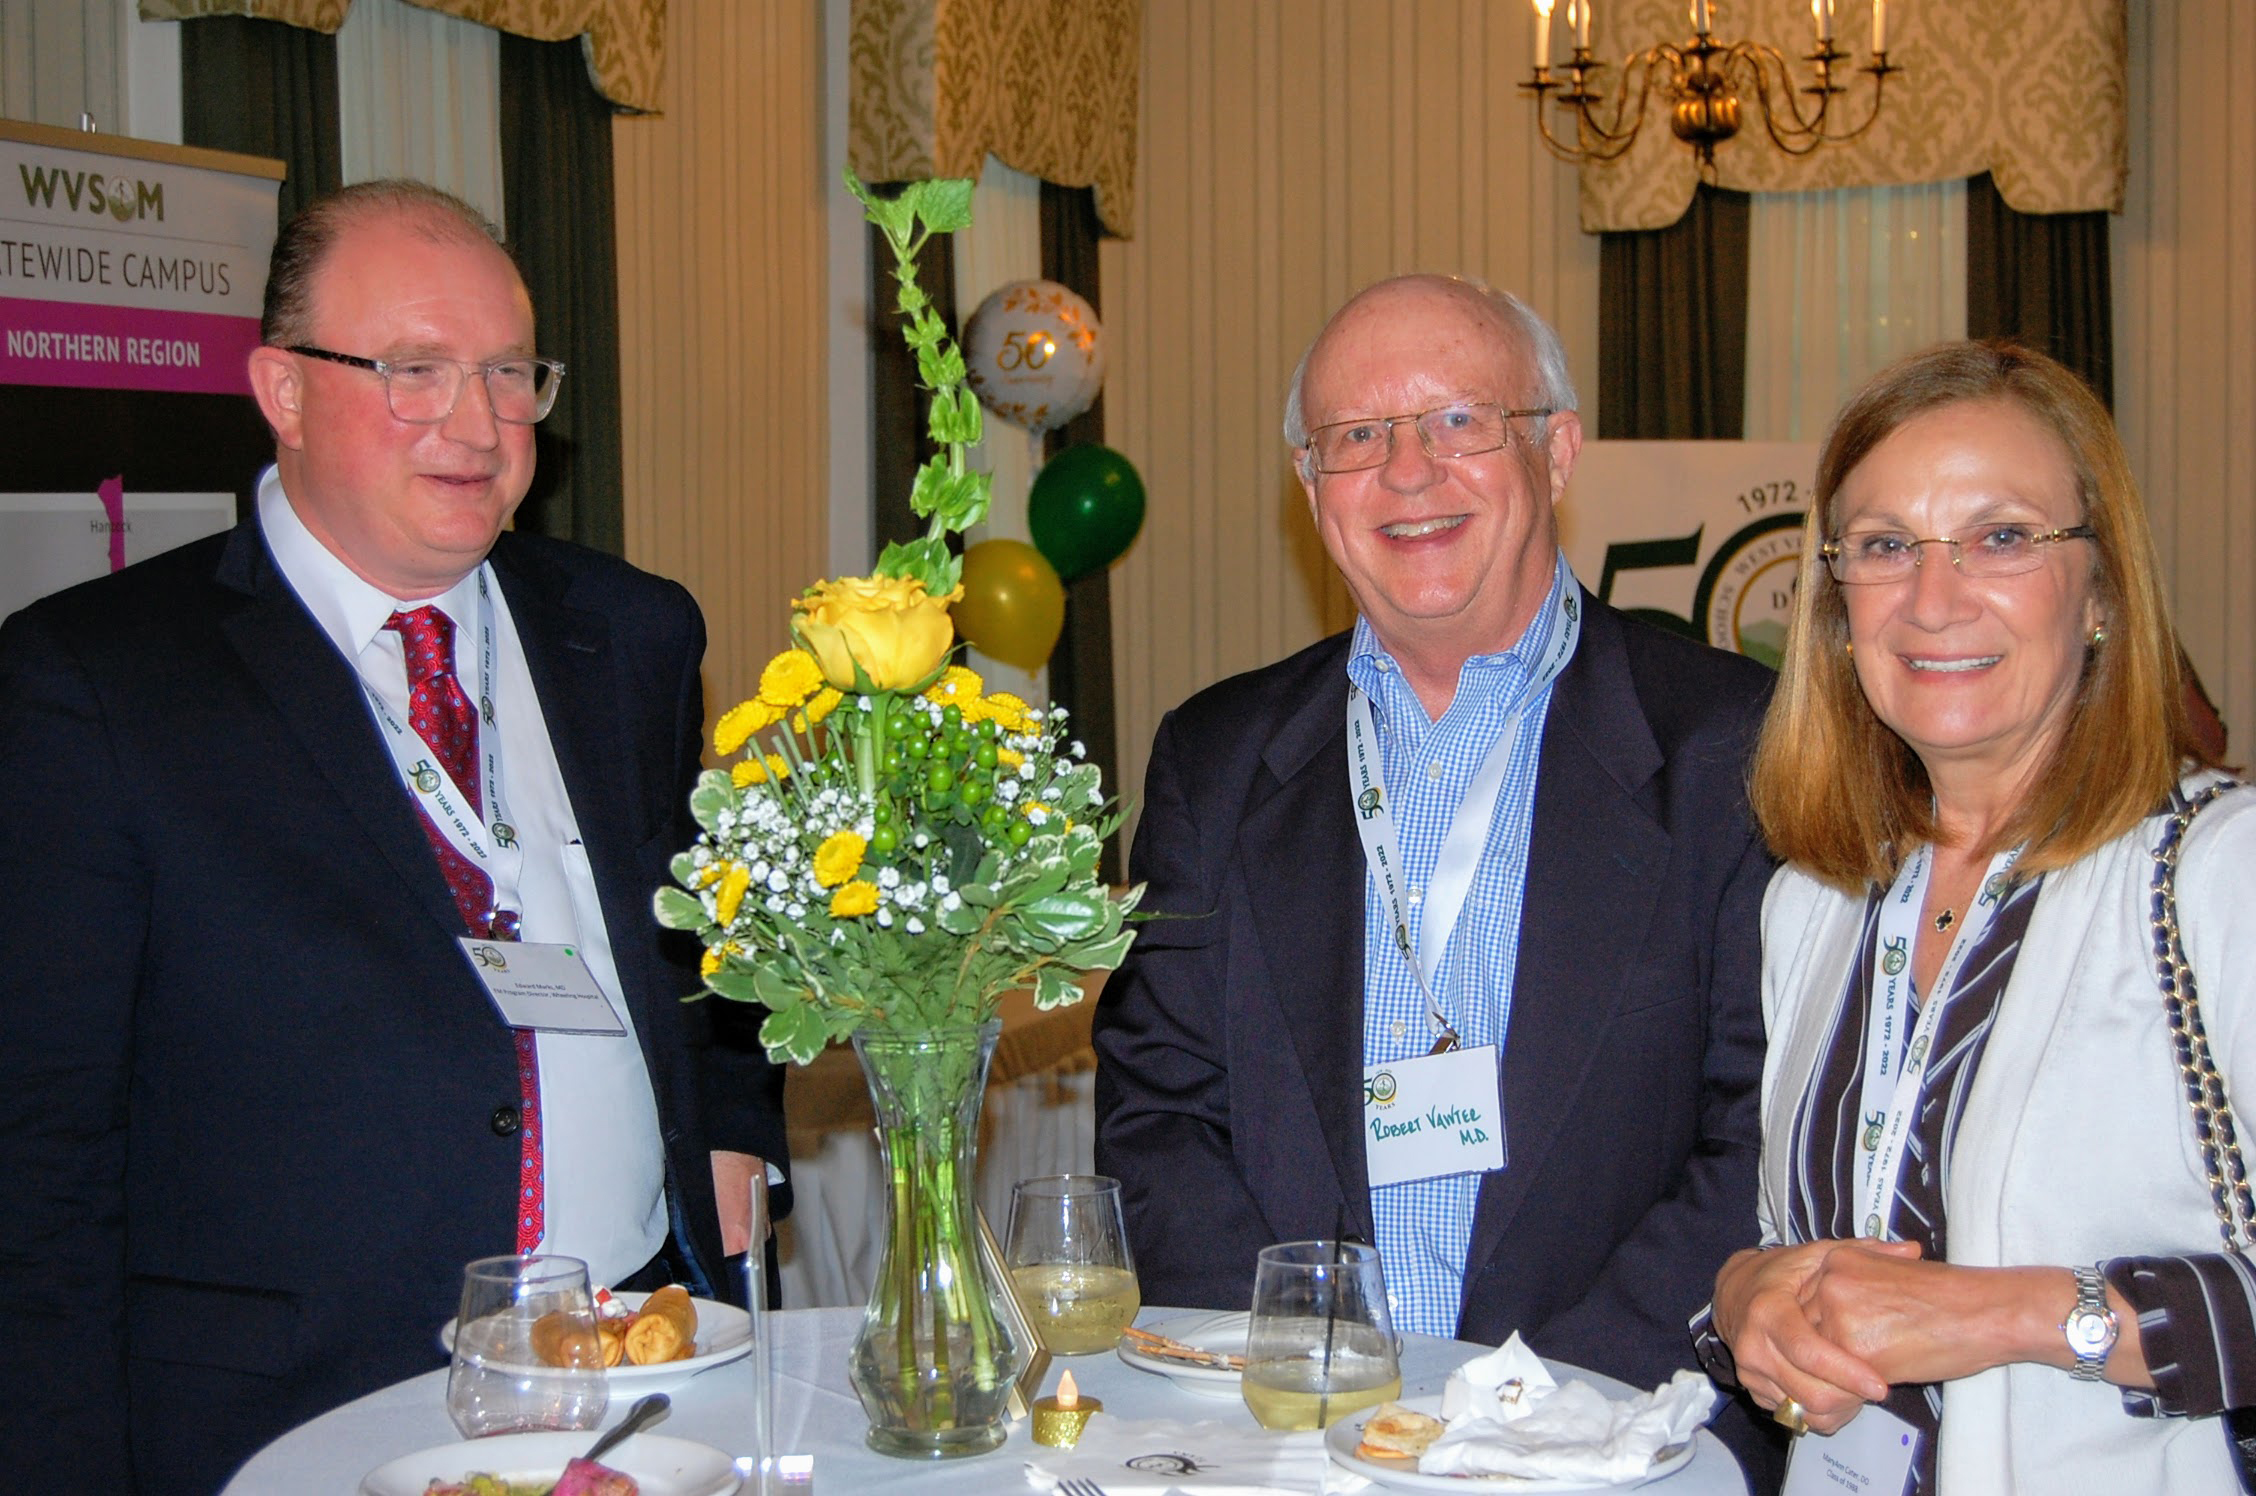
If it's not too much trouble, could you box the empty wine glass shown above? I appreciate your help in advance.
[1241,1240,1400,1430]
[1005,1174,1141,1354]
[445,1254,609,1437]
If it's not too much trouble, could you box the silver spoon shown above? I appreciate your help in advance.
[580,1393,671,1465]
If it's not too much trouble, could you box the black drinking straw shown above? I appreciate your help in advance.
[1317,1205,1348,1427]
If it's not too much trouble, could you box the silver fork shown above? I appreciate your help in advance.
[1058,1479,1110,1496]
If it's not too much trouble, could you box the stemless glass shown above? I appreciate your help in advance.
[445,1254,609,1437]
[1004,1174,1141,1354]
[1241,1240,1400,1430]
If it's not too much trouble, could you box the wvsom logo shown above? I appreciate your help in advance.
[18,163,166,223]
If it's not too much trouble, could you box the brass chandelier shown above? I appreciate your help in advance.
[1522,0,1899,170]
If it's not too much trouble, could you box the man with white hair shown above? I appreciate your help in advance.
[1095,275,1779,1481]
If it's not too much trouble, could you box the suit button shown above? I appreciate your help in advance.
[491,1105,522,1137]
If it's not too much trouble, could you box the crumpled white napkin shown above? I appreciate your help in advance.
[1416,1333,1718,1483]
[1024,1416,1332,1495]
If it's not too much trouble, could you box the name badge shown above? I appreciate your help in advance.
[459,938,629,1036]
[1362,1044,1506,1189]
[1782,1404,1919,1496]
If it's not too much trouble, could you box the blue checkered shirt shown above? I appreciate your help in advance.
[1346,558,1574,1337]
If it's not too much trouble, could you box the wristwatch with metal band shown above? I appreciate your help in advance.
[2063,1264,2119,1381]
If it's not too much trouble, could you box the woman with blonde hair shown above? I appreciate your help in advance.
[1701,340,2253,1493]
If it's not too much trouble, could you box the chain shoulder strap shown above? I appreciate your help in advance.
[2152,780,2252,1250]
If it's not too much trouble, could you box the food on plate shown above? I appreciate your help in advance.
[532,1285,699,1368]
[420,1461,638,1496]
[1353,1401,1446,1463]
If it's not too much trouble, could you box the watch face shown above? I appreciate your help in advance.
[2066,1307,2118,1356]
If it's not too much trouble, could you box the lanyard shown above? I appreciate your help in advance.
[1346,583,1580,1049]
[1852,841,2022,1239]
[360,566,526,922]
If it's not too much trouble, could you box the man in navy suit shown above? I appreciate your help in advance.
[1093,275,1780,1485]
[0,180,784,1493]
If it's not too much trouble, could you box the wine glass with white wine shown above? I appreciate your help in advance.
[1241,1240,1400,1430]
[1005,1174,1142,1354]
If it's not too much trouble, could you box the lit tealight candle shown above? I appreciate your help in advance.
[1032,1368,1104,1448]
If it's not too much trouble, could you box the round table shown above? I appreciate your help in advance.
[223,1307,1749,1495]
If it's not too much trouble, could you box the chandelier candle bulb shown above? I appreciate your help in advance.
[1532,0,1553,69]
[1576,0,1592,49]
[1031,1370,1102,1448]
[1692,0,1711,36]
[1872,0,1886,53]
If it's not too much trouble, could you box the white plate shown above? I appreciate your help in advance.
[1114,1310,1248,1399]
[358,1431,740,1496]
[1324,1395,1695,1492]
[439,1291,752,1393]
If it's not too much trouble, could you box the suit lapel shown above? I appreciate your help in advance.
[215,519,467,938]
[1240,647,1377,1238]
[1462,599,1672,1293]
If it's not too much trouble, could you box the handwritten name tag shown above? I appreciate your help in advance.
[459,938,629,1036]
[1362,1044,1506,1189]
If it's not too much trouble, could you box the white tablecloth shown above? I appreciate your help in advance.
[223,1307,1750,1496]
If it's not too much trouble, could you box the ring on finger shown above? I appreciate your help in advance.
[1773,1397,1809,1436]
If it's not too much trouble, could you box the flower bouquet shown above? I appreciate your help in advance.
[653,173,1141,1458]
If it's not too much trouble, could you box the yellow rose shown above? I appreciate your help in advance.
[829,879,880,918]
[813,830,866,888]
[713,698,783,756]
[759,648,825,708]
[793,574,961,691]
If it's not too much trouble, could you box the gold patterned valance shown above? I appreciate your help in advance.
[848,0,1141,238]
[139,0,667,114]
[1574,0,2126,232]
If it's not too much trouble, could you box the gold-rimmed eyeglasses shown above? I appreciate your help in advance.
[1821,522,2097,585]
[1303,402,1553,474]
[287,344,566,425]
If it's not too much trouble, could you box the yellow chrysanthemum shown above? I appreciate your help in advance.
[923,665,984,707]
[700,939,746,979]
[732,753,791,787]
[759,648,825,708]
[813,830,867,888]
[981,691,1036,734]
[714,863,752,925]
[804,687,843,726]
[829,879,880,918]
[713,698,785,756]
[995,746,1025,768]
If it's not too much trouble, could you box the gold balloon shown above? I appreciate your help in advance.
[951,540,1065,671]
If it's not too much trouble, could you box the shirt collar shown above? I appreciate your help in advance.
[257,464,483,662]
[1346,553,1576,713]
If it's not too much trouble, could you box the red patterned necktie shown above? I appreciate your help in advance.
[386,605,544,1254]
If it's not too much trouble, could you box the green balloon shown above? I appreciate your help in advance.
[1027,443,1147,582]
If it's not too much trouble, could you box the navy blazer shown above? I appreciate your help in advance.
[0,516,786,1494]
[1093,592,1781,1482]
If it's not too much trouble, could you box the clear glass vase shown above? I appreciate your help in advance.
[848,1020,1023,1457]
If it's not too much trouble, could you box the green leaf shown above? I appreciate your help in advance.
[653,887,709,931]
[873,536,953,596]
[927,384,982,446]
[689,773,735,832]
[908,177,975,233]
[846,169,915,243]
[669,851,705,888]
[706,966,761,1004]
[1032,964,1082,1010]
[936,896,985,936]
[760,1001,834,1066]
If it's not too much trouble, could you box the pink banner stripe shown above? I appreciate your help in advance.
[0,296,259,395]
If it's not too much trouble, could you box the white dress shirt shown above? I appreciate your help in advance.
[258,467,668,1285]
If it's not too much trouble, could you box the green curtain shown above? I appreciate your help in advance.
[1040,181,1121,883]
[498,34,625,554]
[178,15,342,230]
[1596,185,1751,439]
[1965,171,2114,410]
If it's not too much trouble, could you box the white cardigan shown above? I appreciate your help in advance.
[1759,776,2256,1496]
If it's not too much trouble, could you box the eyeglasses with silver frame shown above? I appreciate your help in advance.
[1821,522,2097,585]
[286,344,567,425]
[1303,402,1554,474]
